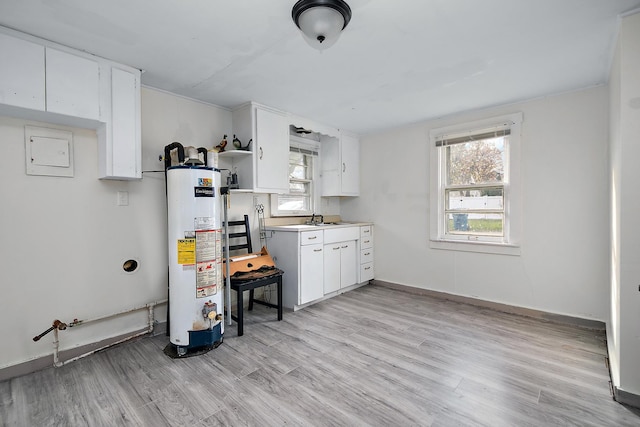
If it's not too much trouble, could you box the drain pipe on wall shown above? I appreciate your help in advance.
[33,299,167,368]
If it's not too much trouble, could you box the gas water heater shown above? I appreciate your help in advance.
[166,164,224,356]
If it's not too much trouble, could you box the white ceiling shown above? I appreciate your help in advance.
[1,0,639,135]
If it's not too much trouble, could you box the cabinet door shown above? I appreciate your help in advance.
[46,48,100,120]
[255,107,289,193]
[323,243,341,294]
[0,33,45,110]
[340,241,357,288]
[111,67,141,179]
[340,133,360,195]
[300,244,324,304]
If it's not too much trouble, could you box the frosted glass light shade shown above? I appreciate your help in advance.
[298,6,344,50]
[292,0,352,51]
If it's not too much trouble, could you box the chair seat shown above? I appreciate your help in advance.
[229,267,284,283]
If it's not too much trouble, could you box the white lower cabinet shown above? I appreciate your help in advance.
[323,243,341,294]
[359,226,375,282]
[267,224,372,311]
[323,240,357,294]
[300,243,324,304]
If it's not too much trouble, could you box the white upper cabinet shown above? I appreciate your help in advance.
[0,33,99,120]
[97,66,141,180]
[0,27,141,180]
[340,132,360,195]
[45,48,100,121]
[231,102,289,193]
[256,107,289,191]
[321,130,360,196]
[0,32,45,111]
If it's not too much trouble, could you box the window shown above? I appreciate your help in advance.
[271,140,319,216]
[430,113,522,255]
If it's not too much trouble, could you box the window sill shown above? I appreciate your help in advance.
[430,239,521,256]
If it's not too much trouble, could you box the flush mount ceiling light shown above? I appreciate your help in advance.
[292,0,352,51]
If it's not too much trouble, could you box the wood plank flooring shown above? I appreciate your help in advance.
[2,284,639,426]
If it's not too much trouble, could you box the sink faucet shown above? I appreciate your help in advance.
[309,213,324,225]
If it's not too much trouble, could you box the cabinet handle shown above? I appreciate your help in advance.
[314,248,322,252]
[342,163,346,173]
[341,245,348,249]
[307,236,317,240]
[364,266,371,270]
[333,247,340,250]
[364,240,370,244]
[259,147,263,159]
[364,252,371,256]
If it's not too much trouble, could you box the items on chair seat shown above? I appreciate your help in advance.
[224,215,283,336]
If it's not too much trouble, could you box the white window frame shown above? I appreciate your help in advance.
[429,112,523,256]
[270,139,320,217]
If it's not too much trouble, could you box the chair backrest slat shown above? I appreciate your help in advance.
[223,214,253,255]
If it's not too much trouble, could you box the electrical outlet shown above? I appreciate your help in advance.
[117,191,129,206]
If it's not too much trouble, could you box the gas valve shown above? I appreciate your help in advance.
[202,300,217,320]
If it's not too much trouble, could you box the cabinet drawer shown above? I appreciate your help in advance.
[360,225,372,239]
[301,230,323,245]
[360,247,373,264]
[324,226,359,244]
[360,262,374,282]
[361,235,373,249]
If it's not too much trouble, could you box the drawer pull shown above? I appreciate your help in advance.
[364,240,370,244]
[314,248,322,252]
[364,252,371,256]
[307,236,317,240]
[333,247,340,250]
[364,266,371,270]
[341,245,348,249]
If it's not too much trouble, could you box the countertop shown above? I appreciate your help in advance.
[265,222,372,231]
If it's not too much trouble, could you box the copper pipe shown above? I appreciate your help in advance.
[32,319,67,342]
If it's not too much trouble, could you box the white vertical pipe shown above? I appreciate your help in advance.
[224,193,232,326]
[52,328,62,368]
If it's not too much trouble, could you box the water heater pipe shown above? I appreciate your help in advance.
[223,192,232,326]
[42,299,167,368]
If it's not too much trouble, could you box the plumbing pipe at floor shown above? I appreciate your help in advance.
[48,300,167,368]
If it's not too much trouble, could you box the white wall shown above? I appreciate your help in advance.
[608,11,640,398]
[342,85,610,321]
[608,14,623,391]
[0,87,259,371]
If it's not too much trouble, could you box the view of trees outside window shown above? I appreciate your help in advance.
[445,136,506,236]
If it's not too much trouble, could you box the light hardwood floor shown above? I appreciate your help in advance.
[1,284,639,426]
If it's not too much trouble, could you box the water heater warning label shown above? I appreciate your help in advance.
[177,239,196,265]
[195,229,222,298]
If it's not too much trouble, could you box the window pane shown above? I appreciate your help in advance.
[289,152,306,165]
[446,188,503,210]
[289,182,309,194]
[278,195,310,211]
[447,137,505,186]
[289,164,308,179]
[446,213,504,235]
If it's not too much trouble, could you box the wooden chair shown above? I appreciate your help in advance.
[224,215,283,336]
